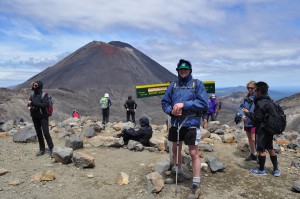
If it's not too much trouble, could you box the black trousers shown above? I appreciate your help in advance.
[120,130,139,145]
[32,117,54,151]
[126,109,135,123]
[206,113,216,121]
[102,108,110,124]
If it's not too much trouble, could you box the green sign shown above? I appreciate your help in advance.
[136,81,215,98]
[203,81,215,94]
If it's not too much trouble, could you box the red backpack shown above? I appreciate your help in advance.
[72,111,80,118]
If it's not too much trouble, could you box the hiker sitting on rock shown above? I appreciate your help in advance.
[71,110,80,118]
[114,116,152,146]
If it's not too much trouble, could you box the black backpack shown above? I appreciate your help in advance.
[44,93,53,117]
[234,112,243,124]
[262,99,286,135]
[31,93,53,117]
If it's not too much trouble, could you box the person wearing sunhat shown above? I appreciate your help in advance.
[161,59,208,195]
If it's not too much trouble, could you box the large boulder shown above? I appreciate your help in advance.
[12,127,37,143]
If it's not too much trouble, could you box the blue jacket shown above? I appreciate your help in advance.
[239,94,255,127]
[161,74,208,128]
[207,99,217,114]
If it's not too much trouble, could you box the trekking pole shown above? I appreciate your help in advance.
[175,126,180,196]
[174,117,189,197]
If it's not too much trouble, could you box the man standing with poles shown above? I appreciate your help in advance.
[161,59,208,196]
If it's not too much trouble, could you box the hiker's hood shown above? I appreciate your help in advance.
[32,81,43,94]
[139,116,150,127]
[176,59,192,82]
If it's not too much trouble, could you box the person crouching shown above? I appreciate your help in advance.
[115,116,152,146]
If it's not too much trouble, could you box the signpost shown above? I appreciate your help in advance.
[136,81,215,98]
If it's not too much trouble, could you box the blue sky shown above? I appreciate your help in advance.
[0,0,300,89]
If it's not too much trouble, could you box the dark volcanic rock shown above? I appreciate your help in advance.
[16,41,176,91]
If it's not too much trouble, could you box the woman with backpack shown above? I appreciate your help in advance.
[27,81,54,157]
[239,80,257,161]
[243,81,281,177]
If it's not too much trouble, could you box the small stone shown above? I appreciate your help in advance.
[0,168,9,176]
[31,171,55,182]
[87,173,94,178]
[164,178,174,184]
[117,172,129,185]
[8,179,23,186]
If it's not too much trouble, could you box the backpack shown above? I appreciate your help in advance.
[234,112,243,124]
[31,93,53,117]
[42,93,53,117]
[72,111,80,118]
[100,97,109,109]
[218,101,222,110]
[172,79,197,93]
[262,99,286,135]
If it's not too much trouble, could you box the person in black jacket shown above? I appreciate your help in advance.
[27,81,54,157]
[124,96,137,124]
[115,116,152,146]
[242,81,280,177]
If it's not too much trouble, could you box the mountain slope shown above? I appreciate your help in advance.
[14,41,177,124]
[16,41,176,91]
[277,93,300,132]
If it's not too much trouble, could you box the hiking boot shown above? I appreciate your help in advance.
[173,172,184,183]
[273,169,281,177]
[245,154,257,161]
[113,134,122,138]
[49,150,53,158]
[190,183,200,195]
[36,150,45,157]
[250,168,267,176]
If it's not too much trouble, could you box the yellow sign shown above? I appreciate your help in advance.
[136,81,215,98]
[136,83,169,98]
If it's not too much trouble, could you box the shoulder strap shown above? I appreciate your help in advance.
[171,81,177,94]
[192,79,197,92]
[172,79,197,92]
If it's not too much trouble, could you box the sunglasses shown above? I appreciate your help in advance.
[33,84,38,87]
[247,87,255,90]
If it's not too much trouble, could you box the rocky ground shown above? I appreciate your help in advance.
[0,118,300,199]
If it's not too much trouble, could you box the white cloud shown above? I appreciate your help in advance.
[0,0,300,88]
